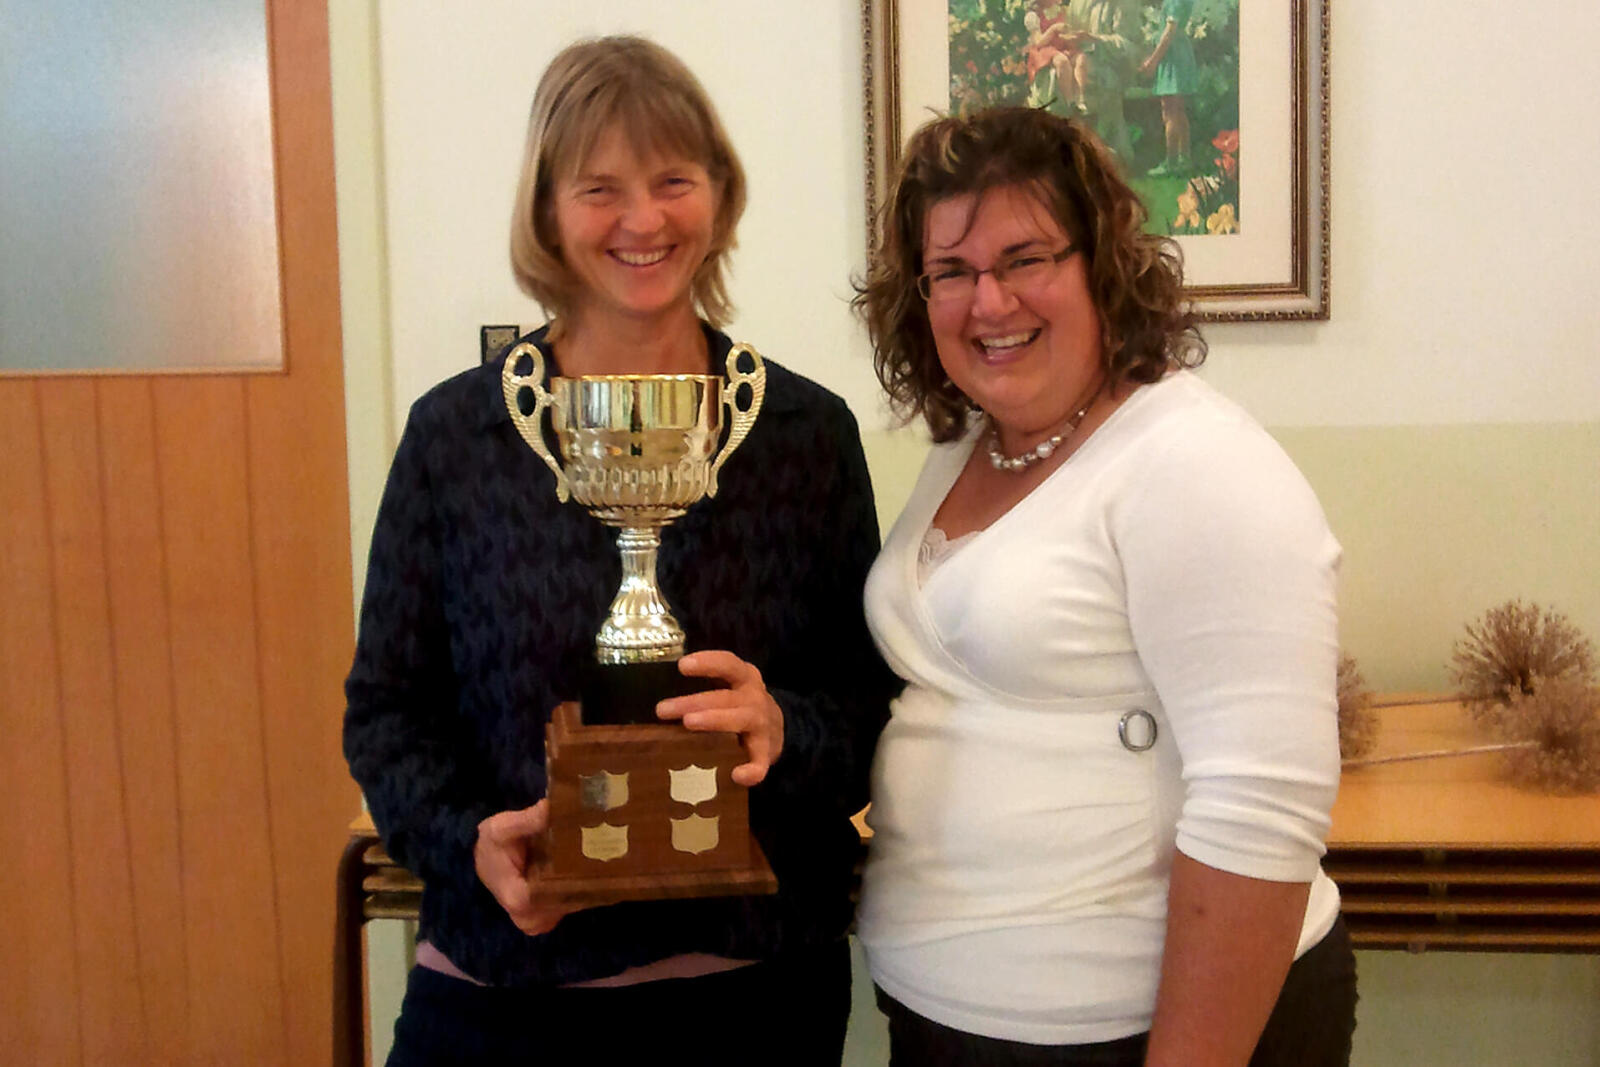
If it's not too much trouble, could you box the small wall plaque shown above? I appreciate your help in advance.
[480,324,521,365]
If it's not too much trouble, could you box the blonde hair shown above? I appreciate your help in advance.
[509,36,747,337]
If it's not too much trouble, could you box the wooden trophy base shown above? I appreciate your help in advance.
[537,702,778,910]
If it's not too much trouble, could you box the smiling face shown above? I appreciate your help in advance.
[552,123,718,328]
[922,182,1104,443]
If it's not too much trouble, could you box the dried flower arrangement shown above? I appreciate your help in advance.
[1496,674,1600,794]
[1450,600,1596,732]
[1448,600,1600,793]
[1336,654,1379,761]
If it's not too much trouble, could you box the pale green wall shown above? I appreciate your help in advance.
[1275,423,1600,693]
[860,429,933,538]
[1349,952,1600,1066]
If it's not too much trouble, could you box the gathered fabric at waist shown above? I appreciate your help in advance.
[858,684,1179,945]
[856,680,1344,1044]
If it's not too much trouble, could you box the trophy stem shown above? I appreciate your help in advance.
[596,526,685,665]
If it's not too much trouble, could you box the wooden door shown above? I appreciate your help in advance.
[0,2,356,1063]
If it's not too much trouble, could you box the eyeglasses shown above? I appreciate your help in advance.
[916,246,1078,303]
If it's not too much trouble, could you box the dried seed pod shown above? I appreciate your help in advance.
[1498,674,1600,794]
[1336,654,1379,760]
[1449,600,1596,734]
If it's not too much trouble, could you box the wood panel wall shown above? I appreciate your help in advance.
[0,2,357,1063]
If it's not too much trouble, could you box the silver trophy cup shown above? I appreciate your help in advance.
[501,341,765,667]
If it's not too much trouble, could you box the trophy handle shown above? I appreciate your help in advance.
[706,343,765,498]
[500,341,570,502]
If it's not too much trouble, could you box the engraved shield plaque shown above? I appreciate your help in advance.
[670,813,720,855]
[668,764,718,807]
[579,770,630,812]
[580,822,630,862]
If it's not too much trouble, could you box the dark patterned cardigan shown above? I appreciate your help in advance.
[343,325,896,986]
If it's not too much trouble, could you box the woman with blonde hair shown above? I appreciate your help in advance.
[853,106,1357,1066]
[346,35,893,1064]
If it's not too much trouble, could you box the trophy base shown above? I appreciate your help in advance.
[532,855,780,911]
[578,658,726,725]
[539,703,778,910]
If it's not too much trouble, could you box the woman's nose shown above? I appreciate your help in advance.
[969,270,1019,317]
[619,194,666,234]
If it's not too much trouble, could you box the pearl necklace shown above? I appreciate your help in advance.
[985,390,1099,472]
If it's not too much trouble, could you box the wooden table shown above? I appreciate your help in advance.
[344,811,422,917]
[336,814,420,1067]
[1326,697,1600,952]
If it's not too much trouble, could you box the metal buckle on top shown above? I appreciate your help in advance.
[1118,709,1158,752]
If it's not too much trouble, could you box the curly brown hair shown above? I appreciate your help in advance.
[854,107,1205,442]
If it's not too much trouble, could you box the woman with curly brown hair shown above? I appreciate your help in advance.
[852,107,1357,1066]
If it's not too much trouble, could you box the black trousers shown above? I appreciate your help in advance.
[386,938,851,1066]
[876,917,1358,1067]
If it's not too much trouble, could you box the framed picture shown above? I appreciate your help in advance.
[863,0,1329,321]
[480,324,522,365]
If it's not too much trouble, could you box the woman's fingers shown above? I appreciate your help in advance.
[729,748,776,788]
[481,801,550,844]
[672,649,758,686]
[665,702,778,784]
[656,651,784,786]
[656,687,744,724]
[474,802,571,936]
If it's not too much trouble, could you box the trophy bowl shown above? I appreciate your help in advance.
[553,374,721,526]
[502,343,764,669]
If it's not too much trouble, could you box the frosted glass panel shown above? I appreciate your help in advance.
[0,0,282,372]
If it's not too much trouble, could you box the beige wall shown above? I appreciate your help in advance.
[332,2,1600,1063]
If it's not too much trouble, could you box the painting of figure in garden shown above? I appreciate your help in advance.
[948,0,1240,237]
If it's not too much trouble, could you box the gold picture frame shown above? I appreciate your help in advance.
[863,0,1330,321]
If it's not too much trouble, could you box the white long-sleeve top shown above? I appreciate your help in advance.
[857,371,1343,1045]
